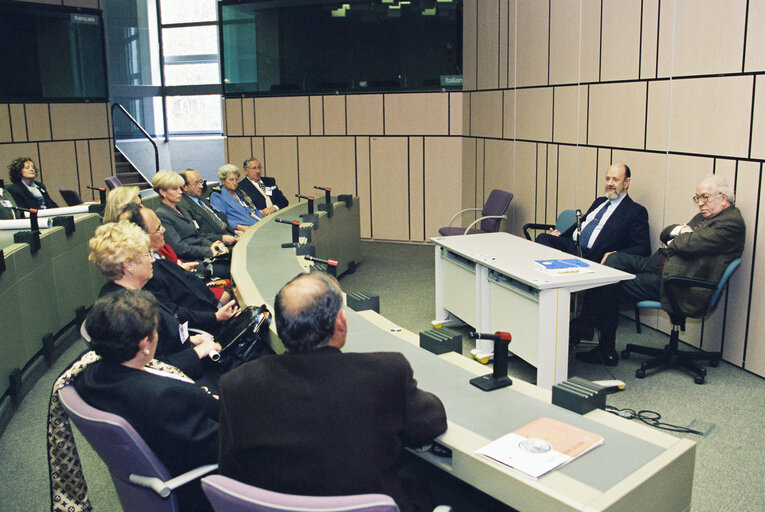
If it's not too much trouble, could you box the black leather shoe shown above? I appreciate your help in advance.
[575,347,618,366]
[569,316,594,343]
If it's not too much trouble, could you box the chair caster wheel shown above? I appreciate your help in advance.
[710,359,720,367]
[699,367,707,377]
[621,350,630,359]
[694,376,705,384]
[635,369,645,379]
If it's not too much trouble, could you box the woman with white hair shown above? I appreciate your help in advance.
[209,164,263,231]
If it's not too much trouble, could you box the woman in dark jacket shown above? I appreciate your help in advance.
[6,157,59,209]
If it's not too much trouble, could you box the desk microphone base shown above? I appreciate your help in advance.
[470,374,512,391]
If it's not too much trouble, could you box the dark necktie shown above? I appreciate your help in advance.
[579,202,610,249]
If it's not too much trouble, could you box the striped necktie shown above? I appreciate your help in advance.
[579,201,610,249]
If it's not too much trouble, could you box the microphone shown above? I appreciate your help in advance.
[304,255,338,277]
[313,185,332,204]
[275,218,301,246]
[87,185,107,204]
[469,331,512,342]
[468,331,513,391]
[575,209,583,258]
[274,218,300,226]
[295,193,315,215]
[208,350,221,362]
[86,186,105,191]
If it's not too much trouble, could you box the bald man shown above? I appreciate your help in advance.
[535,162,651,265]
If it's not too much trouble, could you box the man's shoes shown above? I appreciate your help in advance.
[575,347,619,366]
[569,316,594,343]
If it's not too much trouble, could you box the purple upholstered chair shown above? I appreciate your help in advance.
[57,385,217,512]
[438,189,513,236]
[104,176,123,190]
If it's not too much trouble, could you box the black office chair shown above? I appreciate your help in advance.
[438,189,513,236]
[59,189,83,206]
[622,258,742,384]
[522,209,578,241]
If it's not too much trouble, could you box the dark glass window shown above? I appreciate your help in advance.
[0,2,107,100]
[220,0,462,96]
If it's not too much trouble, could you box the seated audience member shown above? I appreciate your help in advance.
[572,175,745,366]
[535,162,650,264]
[119,203,239,333]
[209,164,263,231]
[88,220,221,379]
[0,181,19,219]
[74,289,218,512]
[153,170,230,262]
[238,157,289,217]
[178,168,240,245]
[102,185,142,223]
[218,272,447,512]
[6,157,59,209]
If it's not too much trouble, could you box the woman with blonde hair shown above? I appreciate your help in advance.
[102,185,141,223]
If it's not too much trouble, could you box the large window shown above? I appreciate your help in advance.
[220,0,462,96]
[0,2,107,101]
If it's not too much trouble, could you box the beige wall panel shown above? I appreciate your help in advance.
[502,90,515,140]
[510,141,538,235]
[250,138,265,164]
[595,148,611,198]
[449,93,466,136]
[579,0,602,83]
[474,140,485,217]
[640,0,659,79]
[224,99,242,136]
[588,81,646,149]
[322,96,346,136]
[0,143,38,177]
[408,138,425,241]
[553,85,588,145]
[745,0,765,72]
[645,80,670,152]
[296,137,355,198]
[424,137,463,238]
[470,90,503,139]
[260,138,298,203]
[484,140,515,232]
[461,138,477,217]
[463,0,477,90]
[498,0,509,89]
[516,87,552,142]
[601,0,641,82]
[506,0,517,87]
[659,76,752,158]
[749,76,765,159]
[355,138,372,238]
[545,145,558,223]
[515,0,549,87]
[549,0,582,85]
[657,0,746,78]
[347,95,383,135]
[225,137,252,170]
[310,97,323,135]
[50,103,109,140]
[557,145,598,215]
[476,0,500,90]
[535,144,547,223]
[0,105,11,143]
[254,97,310,136]
[385,93,449,136]
[89,139,113,192]
[242,98,255,136]
[38,141,77,206]
[9,104,27,142]
[75,140,91,200]
[369,137,409,240]
[746,174,765,377]
[25,104,51,141]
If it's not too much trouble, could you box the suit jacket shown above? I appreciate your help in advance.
[177,194,236,240]
[218,346,447,512]
[238,176,289,210]
[562,194,650,262]
[74,361,218,512]
[660,206,745,317]
[143,257,220,331]
[99,281,203,379]
[6,180,59,210]
[0,186,19,219]
[155,202,217,260]
[209,189,261,229]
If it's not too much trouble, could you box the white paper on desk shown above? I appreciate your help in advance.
[0,218,52,230]
[535,266,594,277]
[22,205,90,217]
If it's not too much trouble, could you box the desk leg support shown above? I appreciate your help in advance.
[474,265,493,357]
[537,288,571,391]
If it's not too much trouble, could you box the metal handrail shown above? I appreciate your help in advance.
[110,103,160,174]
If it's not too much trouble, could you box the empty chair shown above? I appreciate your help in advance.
[57,384,217,512]
[522,209,578,241]
[105,176,123,189]
[438,189,513,236]
[59,188,84,206]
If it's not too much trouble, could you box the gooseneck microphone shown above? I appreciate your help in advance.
[275,218,301,246]
[575,209,583,257]
[468,331,513,391]
[304,254,338,277]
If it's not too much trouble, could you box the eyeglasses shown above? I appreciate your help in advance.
[692,193,721,205]
[147,223,165,235]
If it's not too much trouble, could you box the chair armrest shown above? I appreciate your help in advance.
[522,222,555,240]
[463,215,507,234]
[446,208,482,227]
[129,463,219,498]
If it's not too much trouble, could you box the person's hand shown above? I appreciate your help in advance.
[215,300,240,322]
[678,224,693,234]
[601,251,615,264]
[547,228,561,236]
[210,241,228,256]
[193,338,222,359]
[222,234,238,245]
[177,260,199,272]
[259,206,277,216]
[190,333,214,346]
[236,224,250,232]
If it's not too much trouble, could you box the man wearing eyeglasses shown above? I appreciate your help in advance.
[572,174,745,366]
[177,169,240,246]
[238,157,289,217]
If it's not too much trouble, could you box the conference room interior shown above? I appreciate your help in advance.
[1,0,765,511]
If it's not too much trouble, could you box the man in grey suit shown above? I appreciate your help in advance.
[177,169,239,246]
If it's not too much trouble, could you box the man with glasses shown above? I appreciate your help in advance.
[572,175,745,366]
[177,168,239,246]
[238,157,289,217]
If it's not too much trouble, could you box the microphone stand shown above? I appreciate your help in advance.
[314,186,333,216]
[468,332,513,391]
[304,255,339,277]
[575,209,583,258]
[295,194,318,225]
[275,218,315,256]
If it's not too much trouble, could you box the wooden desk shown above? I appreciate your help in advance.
[433,233,634,390]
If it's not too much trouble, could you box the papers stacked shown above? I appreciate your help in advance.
[534,258,593,276]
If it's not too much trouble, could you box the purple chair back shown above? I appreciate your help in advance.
[480,189,513,232]
[57,385,181,512]
[105,176,123,190]
[201,475,400,512]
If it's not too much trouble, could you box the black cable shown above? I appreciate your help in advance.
[604,406,704,435]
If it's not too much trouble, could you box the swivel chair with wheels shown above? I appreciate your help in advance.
[438,189,513,236]
[622,258,741,384]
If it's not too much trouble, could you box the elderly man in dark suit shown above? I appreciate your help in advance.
[177,168,239,245]
[237,157,289,217]
[535,162,650,264]
[218,272,447,512]
[573,174,746,366]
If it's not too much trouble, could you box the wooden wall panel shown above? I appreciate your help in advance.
[476,0,500,90]
[502,90,515,140]
[498,0,509,89]
[250,138,265,168]
[746,174,765,376]
[89,139,113,193]
[261,138,299,204]
[242,98,255,135]
[424,137,463,238]
[579,0,601,83]
[553,85,587,145]
[549,0,583,85]
[749,76,765,160]
[588,81,646,149]
[640,0,660,79]
[462,0,477,90]
[461,138,477,222]
[535,144,547,223]
[310,97,323,136]
[347,95,382,135]
[385,93,449,136]
[369,137,409,241]
[0,143,38,176]
[408,138,425,241]
[515,88,552,142]
[355,137,372,238]
[296,137,355,198]
[449,93,466,136]
[75,140,91,199]
[515,0,549,87]
[25,104,51,141]
[601,0,642,82]
[322,96,346,136]
[254,97,310,136]
[545,145,559,223]
[474,140,485,214]
[225,137,252,170]
[469,91,503,138]
[645,79,671,152]
[0,105,11,143]
[484,138,515,232]
[9,104,27,142]
[511,141,538,235]
[38,141,77,206]
[50,103,108,141]
[745,0,765,72]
